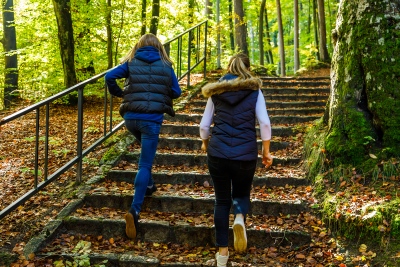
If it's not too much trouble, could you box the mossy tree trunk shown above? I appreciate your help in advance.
[326,0,400,165]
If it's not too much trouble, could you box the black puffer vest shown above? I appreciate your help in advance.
[201,76,262,161]
[119,59,175,117]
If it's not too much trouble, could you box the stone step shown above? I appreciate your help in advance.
[156,137,290,151]
[190,91,329,103]
[38,214,311,252]
[81,193,310,217]
[106,170,309,187]
[165,113,322,124]
[122,151,301,167]
[261,76,330,82]
[263,93,329,102]
[188,99,327,108]
[160,124,296,137]
[261,88,330,94]
[191,107,325,116]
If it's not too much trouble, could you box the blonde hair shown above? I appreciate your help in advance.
[120,33,173,65]
[227,53,253,79]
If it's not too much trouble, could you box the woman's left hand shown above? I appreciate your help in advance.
[262,152,273,168]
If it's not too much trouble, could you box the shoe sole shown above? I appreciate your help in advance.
[124,212,136,239]
[233,223,247,253]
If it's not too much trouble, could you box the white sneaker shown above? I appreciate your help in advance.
[215,252,229,267]
[233,215,247,253]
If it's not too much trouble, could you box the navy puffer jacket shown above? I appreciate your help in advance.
[120,58,174,117]
[201,74,262,161]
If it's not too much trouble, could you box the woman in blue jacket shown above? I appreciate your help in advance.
[200,53,273,266]
[105,33,181,240]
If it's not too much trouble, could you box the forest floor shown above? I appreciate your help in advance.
[1,67,399,267]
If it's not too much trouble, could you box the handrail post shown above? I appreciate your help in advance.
[76,87,84,183]
[204,21,208,78]
[104,84,108,135]
[35,108,40,188]
[187,30,192,88]
[44,104,49,180]
[165,43,170,57]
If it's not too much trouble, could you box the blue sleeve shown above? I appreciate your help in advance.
[171,69,182,99]
[104,62,129,98]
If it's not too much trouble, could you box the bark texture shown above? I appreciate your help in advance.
[150,0,160,35]
[2,0,19,108]
[233,0,248,55]
[327,0,400,163]
[52,0,77,88]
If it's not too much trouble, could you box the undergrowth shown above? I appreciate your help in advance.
[303,119,400,266]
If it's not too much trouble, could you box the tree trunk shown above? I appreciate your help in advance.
[75,0,95,80]
[259,0,266,66]
[141,0,147,35]
[52,0,77,88]
[2,0,19,108]
[205,0,212,19]
[264,6,273,64]
[276,0,286,76]
[294,0,300,72]
[150,0,160,35]
[228,0,234,51]
[233,0,248,56]
[312,0,320,60]
[114,0,125,65]
[326,0,400,163]
[188,0,195,25]
[106,0,113,69]
[317,0,330,62]
[216,0,221,68]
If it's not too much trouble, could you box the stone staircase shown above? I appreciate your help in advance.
[24,75,331,266]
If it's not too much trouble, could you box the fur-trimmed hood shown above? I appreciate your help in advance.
[202,77,263,98]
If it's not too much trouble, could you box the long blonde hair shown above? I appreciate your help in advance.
[120,33,173,65]
[227,53,253,79]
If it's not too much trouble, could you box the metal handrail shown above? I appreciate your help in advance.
[0,21,208,220]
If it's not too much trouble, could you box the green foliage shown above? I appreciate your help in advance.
[53,148,72,158]
[0,252,18,266]
[1,0,340,106]
[53,241,108,267]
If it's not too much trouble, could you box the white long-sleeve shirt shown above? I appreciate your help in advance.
[199,89,271,140]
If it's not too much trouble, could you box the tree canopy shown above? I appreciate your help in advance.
[0,0,339,108]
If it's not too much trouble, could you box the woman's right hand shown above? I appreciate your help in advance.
[201,139,209,151]
[261,140,272,168]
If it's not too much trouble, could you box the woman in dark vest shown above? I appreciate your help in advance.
[199,53,273,266]
[105,33,181,240]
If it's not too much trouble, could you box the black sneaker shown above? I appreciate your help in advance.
[145,184,157,196]
[124,209,139,239]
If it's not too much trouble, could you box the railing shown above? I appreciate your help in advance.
[164,20,208,87]
[0,21,208,220]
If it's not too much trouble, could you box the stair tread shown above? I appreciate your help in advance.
[37,229,317,266]
[111,163,307,179]
[88,181,315,204]
[69,207,316,233]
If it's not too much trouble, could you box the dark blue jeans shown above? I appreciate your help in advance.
[207,155,256,247]
[125,119,161,214]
